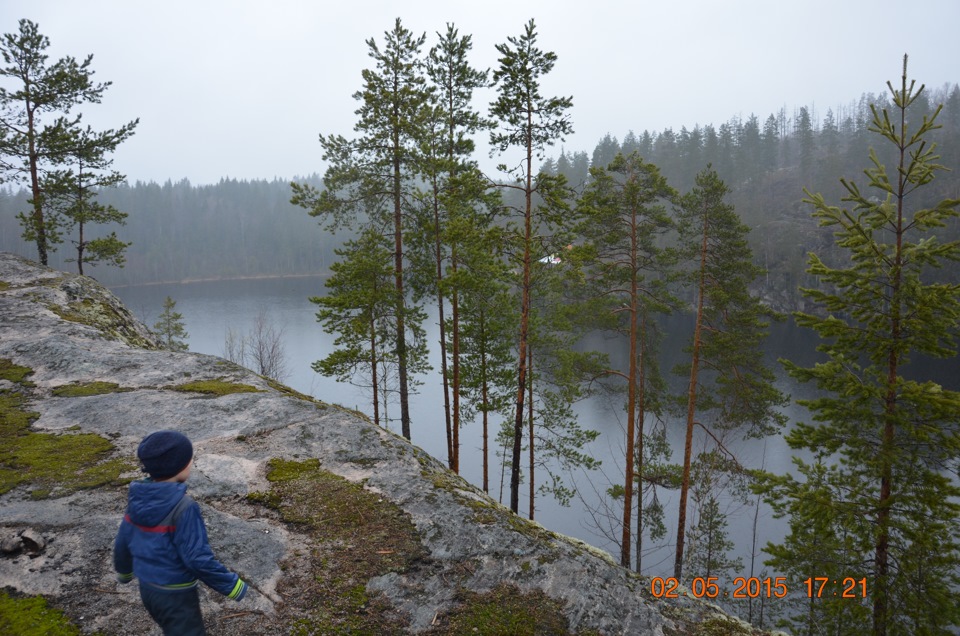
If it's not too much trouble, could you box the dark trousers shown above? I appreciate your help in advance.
[139,583,206,636]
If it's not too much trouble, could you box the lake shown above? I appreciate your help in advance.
[111,275,950,584]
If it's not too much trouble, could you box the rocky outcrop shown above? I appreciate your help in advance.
[0,252,768,635]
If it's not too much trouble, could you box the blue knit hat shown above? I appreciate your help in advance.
[138,430,193,480]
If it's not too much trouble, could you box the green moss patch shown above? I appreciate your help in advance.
[0,358,34,384]
[431,584,577,635]
[0,591,82,636]
[168,379,262,396]
[0,392,39,495]
[248,458,425,635]
[51,381,132,397]
[0,390,132,498]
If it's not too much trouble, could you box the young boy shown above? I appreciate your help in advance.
[114,430,247,635]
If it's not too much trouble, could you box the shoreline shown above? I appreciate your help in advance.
[107,271,329,289]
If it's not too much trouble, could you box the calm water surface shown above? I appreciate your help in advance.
[112,276,914,582]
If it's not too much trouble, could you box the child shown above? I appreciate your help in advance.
[114,430,247,635]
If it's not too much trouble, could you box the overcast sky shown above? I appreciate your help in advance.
[3,0,958,186]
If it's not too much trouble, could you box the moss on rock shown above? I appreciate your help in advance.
[694,615,756,635]
[265,377,327,408]
[51,381,132,397]
[168,379,262,396]
[0,389,132,498]
[47,294,157,350]
[432,584,582,636]
[0,426,133,499]
[247,458,426,634]
[0,591,83,636]
[0,358,34,385]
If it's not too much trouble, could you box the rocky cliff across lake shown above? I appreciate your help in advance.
[0,252,772,635]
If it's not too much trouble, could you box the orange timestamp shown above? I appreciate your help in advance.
[649,576,869,599]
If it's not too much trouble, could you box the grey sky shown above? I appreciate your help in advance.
[3,0,958,185]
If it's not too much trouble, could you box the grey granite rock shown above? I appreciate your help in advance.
[0,252,763,635]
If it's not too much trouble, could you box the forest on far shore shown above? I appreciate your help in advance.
[2,82,959,310]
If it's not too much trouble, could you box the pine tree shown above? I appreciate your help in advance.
[576,151,677,568]
[758,56,960,636]
[292,18,431,441]
[43,123,137,275]
[153,296,189,352]
[673,166,787,580]
[0,19,137,266]
[489,18,574,514]
[412,24,489,471]
[311,227,428,429]
[452,211,516,493]
[685,450,746,581]
[761,459,872,634]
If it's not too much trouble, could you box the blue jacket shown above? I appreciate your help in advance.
[114,480,246,600]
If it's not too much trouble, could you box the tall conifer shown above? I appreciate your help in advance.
[673,167,786,580]
[414,24,489,471]
[576,152,676,568]
[759,56,960,636]
[489,19,573,514]
[292,18,430,440]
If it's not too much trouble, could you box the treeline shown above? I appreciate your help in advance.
[0,174,340,286]
[3,86,958,297]
[542,82,960,309]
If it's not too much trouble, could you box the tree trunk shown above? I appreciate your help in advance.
[528,345,535,520]
[510,119,535,514]
[634,311,648,574]
[76,156,86,275]
[621,251,639,568]
[433,181,453,468]
[480,315,490,493]
[392,125,411,441]
[873,96,907,636]
[675,207,709,581]
[27,106,49,266]
[452,264,461,474]
[77,221,85,276]
[510,255,529,513]
[369,314,380,428]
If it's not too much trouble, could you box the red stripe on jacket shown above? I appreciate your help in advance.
[124,514,176,533]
